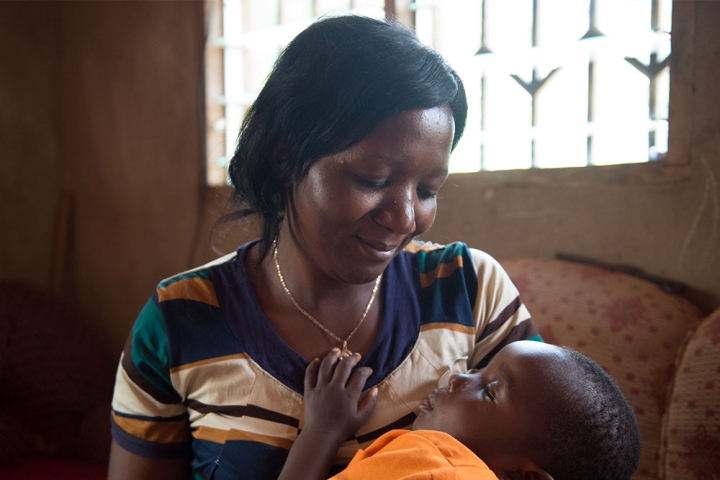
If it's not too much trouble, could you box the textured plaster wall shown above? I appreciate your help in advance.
[58,1,205,356]
[0,2,61,290]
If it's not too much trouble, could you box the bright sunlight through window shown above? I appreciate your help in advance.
[205,0,671,184]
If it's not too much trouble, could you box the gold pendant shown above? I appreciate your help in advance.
[339,349,353,360]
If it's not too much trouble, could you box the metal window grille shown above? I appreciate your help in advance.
[412,0,671,172]
[204,0,671,183]
[204,0,388,185]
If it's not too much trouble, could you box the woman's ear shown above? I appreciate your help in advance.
[269,139,297,192]
[270,139,288,175]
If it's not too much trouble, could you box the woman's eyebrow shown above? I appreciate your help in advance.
[368,154,449,178]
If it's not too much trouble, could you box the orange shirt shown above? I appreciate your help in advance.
[330,430,499,480]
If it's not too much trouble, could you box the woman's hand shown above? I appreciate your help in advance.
[302,348,378,443]
[278,349,377,480]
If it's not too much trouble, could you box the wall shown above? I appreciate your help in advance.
[0,2,61,291]
[0,1,718,361]
[58,1,205,357]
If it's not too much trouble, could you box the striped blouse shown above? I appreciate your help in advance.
[110,240,539,479]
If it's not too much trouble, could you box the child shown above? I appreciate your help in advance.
[278,341,641,480]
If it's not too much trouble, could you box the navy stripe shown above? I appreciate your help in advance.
[213,440,287,480]
[111,417,191,459]
[191,438,224,479]
[160,300,241,368]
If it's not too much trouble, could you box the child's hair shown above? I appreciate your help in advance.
[544,347,641,480]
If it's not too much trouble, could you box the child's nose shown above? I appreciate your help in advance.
[447,373,468,392]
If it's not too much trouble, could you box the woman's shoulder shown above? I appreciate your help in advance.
[151,251,239,307]
[402,240,501,272]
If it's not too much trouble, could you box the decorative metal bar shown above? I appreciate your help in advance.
[624,52,670,157]
[480,75,486,171]
[476,0,491,55]
[587,60,594,165]
[510,67,560,168]
[532,0,538,47]
[651,0,660,31]
[583,0,603,165]
[581,0,604,39]
[510,68,561,98]
[479,0,487,170]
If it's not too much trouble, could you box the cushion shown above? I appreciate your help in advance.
[499,258,704,479]
[661,307,720,479]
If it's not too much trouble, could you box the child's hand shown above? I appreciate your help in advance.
[302,348,378,444]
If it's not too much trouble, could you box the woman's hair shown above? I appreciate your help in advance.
[544,347,641,480]
[225,14,468,261]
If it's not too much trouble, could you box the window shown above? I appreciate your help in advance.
[204,0,672,184]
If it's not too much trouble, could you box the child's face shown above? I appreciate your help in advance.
[413,341,570,471]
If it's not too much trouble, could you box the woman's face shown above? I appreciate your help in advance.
[285,106,455,284]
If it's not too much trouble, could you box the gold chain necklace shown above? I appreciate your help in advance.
[273,242,382,359]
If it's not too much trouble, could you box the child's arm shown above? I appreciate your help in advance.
[278,348,378,480]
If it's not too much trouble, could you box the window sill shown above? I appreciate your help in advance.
[446,158,692,189]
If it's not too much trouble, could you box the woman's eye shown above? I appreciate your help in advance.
[417,188,437,200]
[356,176,387,189]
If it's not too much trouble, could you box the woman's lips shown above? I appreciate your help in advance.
[356,237,400,261]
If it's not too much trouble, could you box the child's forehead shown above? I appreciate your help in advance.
[496,342,577,386]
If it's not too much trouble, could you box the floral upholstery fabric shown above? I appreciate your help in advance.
[499,259,706,480]
[661,307,720,480]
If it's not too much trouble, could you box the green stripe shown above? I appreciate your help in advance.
[416,241,465,275]
[131,299,175,396]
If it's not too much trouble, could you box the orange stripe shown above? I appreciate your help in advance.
[420,322,475,335]
[403,241,444,254]
[194,426,228,444]
[170,353,250,374]
[419,256,463,288]
[112,411,190,443]
[194,426,354,463]
[157,277,219,307]
[195,426,294,450]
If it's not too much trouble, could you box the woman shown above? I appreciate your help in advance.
[108,15,539,480]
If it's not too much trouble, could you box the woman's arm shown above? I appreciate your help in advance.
[278,349,378,480]
[108,440,190,480]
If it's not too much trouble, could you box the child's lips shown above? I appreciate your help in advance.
[418,397,434,411]
[418,388,445,411]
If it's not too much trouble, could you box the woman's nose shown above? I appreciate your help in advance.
[374,188,416,234]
